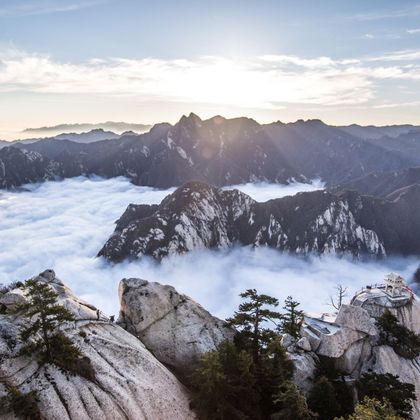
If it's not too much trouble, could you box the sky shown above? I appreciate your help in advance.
[1,0,420,139]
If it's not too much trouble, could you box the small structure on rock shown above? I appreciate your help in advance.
[287,272,420,419]
[351,272,414,307]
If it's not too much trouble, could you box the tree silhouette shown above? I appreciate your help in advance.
[227,288,282,364]
[279,296,304,339]
[329,284,348,310]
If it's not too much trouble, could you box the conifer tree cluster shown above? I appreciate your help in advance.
[191,289,417,420]
[191,289,312,419]
[18,278,95,381]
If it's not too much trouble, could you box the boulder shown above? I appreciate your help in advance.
[0,288,28,312]
[281,333,294,348]
[336,338,372,376]
[335,304,377,336]
[0,271,196,420]
[301,327,321,351]
[296,337,311,351]
[316,327,365,358]
[118,278,234,374]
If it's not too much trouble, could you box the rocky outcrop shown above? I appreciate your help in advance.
[288,278,420,418]
[0,146,59,189]
[118,278,234,375]
[99,181,420,261]
[0,270,195,420]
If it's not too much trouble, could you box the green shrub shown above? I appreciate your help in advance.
[0,387,41,420]
[376,310,420,359]
[358,372,416,419]
[338,396,404,420]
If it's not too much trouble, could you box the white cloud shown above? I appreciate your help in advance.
[0,51,372,107]
[223,179,324,202]
[367,49,420,62]
[1,48,420,110]
[407,28,420,35]
[0,177,417,319]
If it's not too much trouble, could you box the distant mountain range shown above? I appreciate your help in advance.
[1,113,420,190]
[22,121,153,137]
[98,180,420,261]
[0,126,152,149]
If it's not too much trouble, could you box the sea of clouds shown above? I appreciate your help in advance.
[0,176,418,319]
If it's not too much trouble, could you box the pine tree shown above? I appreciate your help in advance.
[279,296,304,339]
[358,373,416,419]
[190,340,259,420]
[19,278,75,362]
[272,380,315,420]
[227,288,282,364]
[18,278,96,381]
[307,375,343,420]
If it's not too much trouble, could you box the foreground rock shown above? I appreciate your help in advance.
[289,273,420,418]
[99,181,420,261]
[118,278,234,375]
[0,270,195,420]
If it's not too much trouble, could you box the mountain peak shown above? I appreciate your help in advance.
[178,112,202,127]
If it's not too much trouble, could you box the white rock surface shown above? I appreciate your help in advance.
[316,327,365,358]
[288,352,319,395]
[0,270,195,420]
[281,333,295,348]
[118,278,234,374]
[0,287,28,311]
[296,336,311,351]
[334,304,377,336]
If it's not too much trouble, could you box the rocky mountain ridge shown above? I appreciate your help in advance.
[1,113,419,189]
[335,166,420,198]
[99,181,420,261]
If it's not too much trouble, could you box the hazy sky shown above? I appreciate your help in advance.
[1,0,420,138]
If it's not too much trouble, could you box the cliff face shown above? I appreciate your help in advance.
[99,181,420,262]
[0,270,195,420]
[287,282,420,418]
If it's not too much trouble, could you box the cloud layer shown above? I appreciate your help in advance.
[1,49,420,109]
[0,177,418,319]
